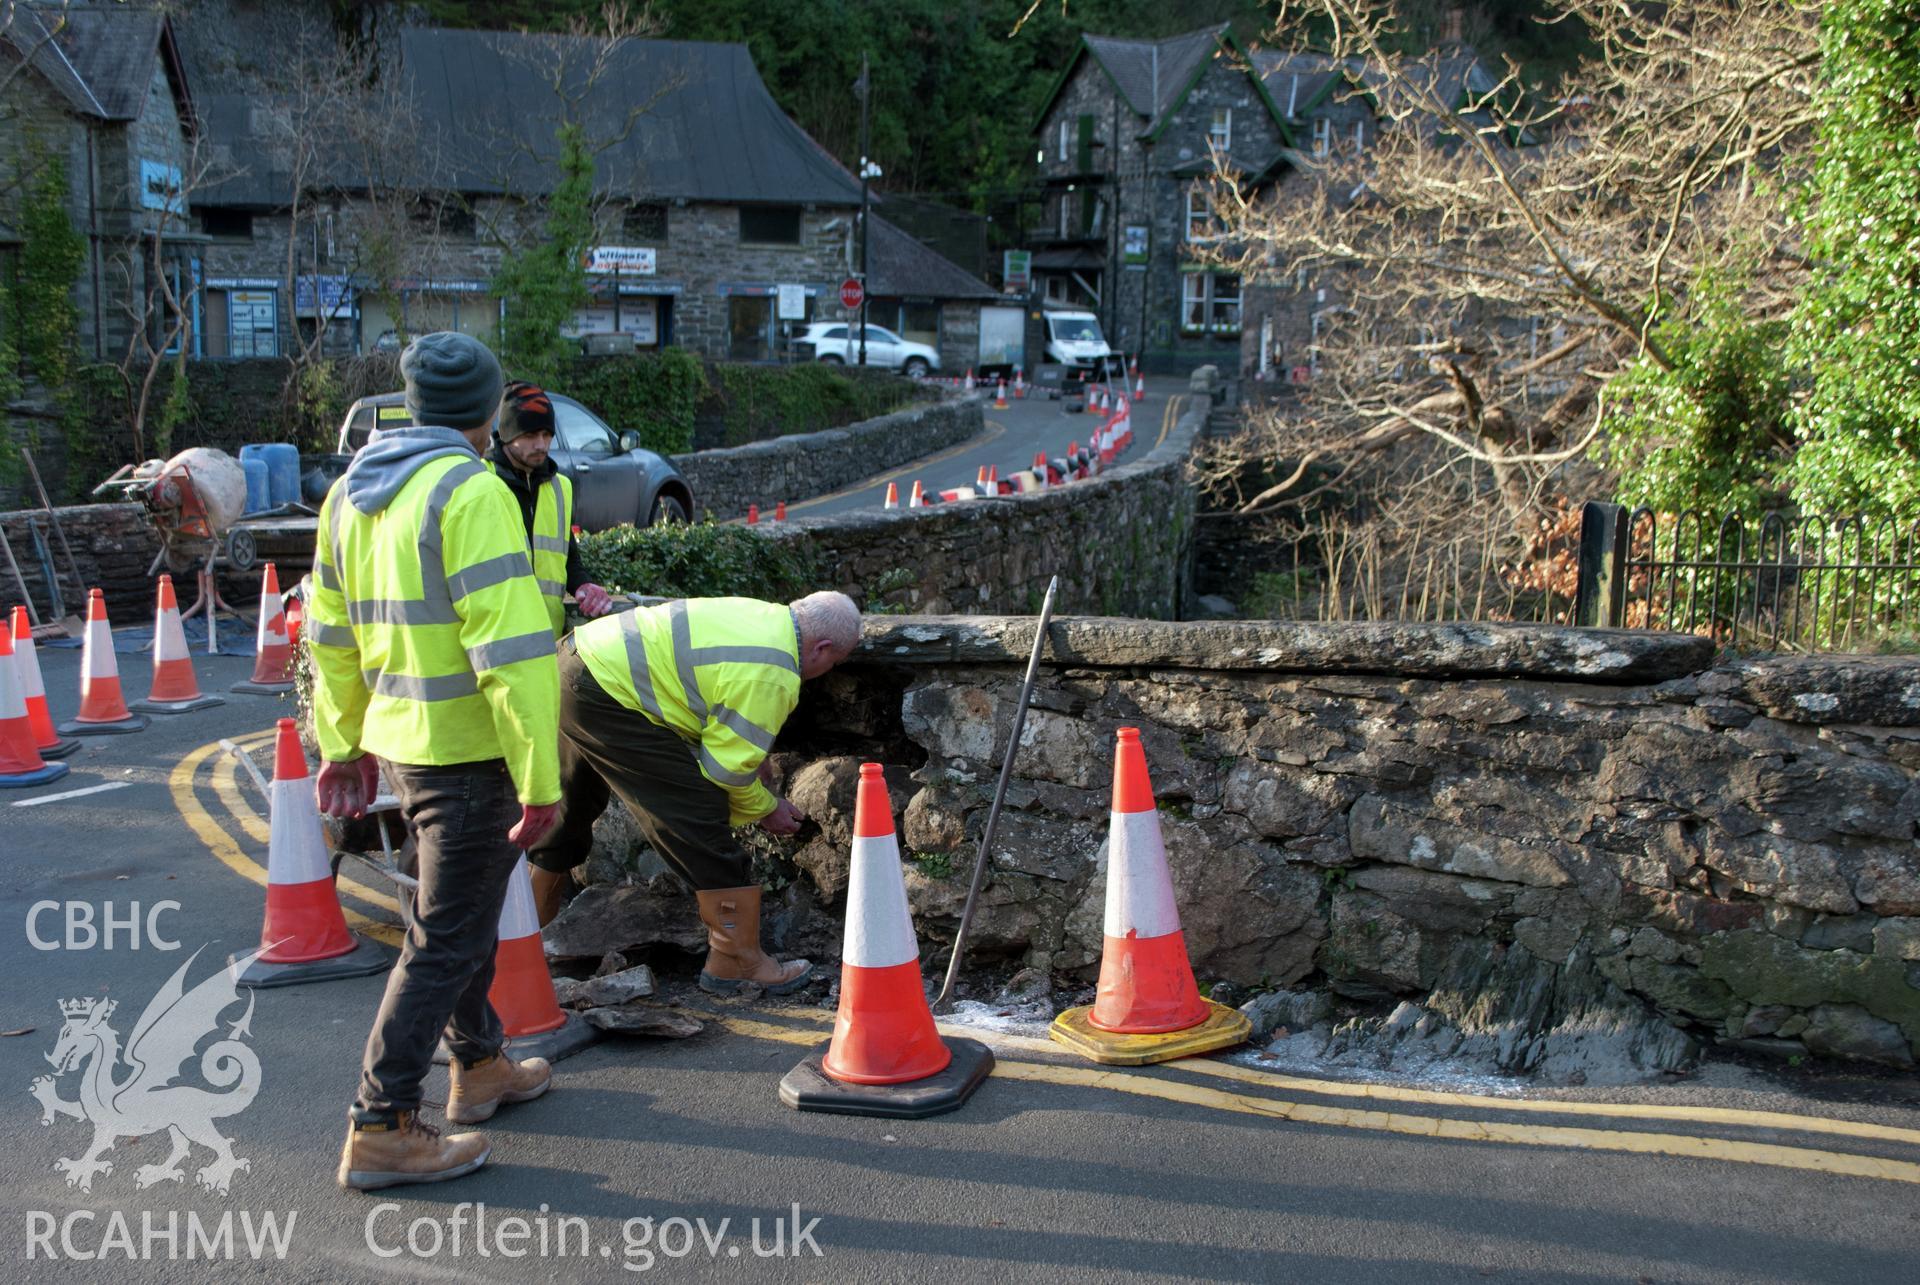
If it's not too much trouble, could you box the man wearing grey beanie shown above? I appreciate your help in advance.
[310,330,564,1190]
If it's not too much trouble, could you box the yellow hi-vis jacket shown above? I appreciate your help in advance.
[573,597,799,825]
[308,430,561,805]
[484,460,573,636]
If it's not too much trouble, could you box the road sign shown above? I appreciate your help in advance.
[583,245,656,275]
[839,277,865,310]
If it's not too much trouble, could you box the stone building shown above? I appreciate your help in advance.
[864,214,1001,375]
[1029,24,1513,378]
[1,3,198,362]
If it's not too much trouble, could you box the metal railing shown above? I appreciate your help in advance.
[1575,503,1920,651]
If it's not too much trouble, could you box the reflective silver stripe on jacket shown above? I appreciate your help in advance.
[709,703,777,752]
[466,629,555,672]
[347,598,458,627]
[448,550,535,602]
[687,644,798,673]
[667,599,707,720]
[617,610,663,720]
[306,619,356,648]
[536,578,566,599]
[362,669,479,701]
[696,745,757,787]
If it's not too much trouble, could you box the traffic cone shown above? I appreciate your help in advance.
[1050,728,1251,1065]
[486,855,599,1061]
[132,575,224,714]
[883,482,899,510]
[1133,371,1146,402]
[231,719,393,988]
[284,595,304,650]
[0,630,69,788]
[994,378,1009,409]
[11,606,76,759]
[987,465,1000,494]
[775,500,787,522]
[976,464,991,492]
[231,563,295,695]
[780,763,992,1117]
[908,480,926,508]
[963,368,975,392]
[58,589,148,736]
[1013,368,1026,398]
[747,503,760,525]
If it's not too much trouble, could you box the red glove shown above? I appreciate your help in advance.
[508,802,561,850]
[757,797,805,836]
[574,583,614,618]
[316,755,380,819]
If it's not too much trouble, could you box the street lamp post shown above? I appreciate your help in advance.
[856,52,871,368]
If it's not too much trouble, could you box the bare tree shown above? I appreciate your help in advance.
[1195,0,1820,618]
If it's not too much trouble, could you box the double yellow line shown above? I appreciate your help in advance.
[172,734,1920,1185]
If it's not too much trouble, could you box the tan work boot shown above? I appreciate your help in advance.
[337,1111,488,1191]
[447,1053,552,1124]
[697,886,812,996]
[529,866,570,927]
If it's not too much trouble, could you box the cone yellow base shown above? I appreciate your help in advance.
[1048,999,1250,1066]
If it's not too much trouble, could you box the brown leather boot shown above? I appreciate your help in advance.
[447,1054,552,1124]
[696,886,811,995]
[529,866,570,927]
[337,1111,489,1191]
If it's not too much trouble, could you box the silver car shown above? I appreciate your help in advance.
[792,322,940,378]
[335,392,693,527]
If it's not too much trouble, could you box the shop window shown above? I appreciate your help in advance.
[729,295,773,360]
[739,206,801,245]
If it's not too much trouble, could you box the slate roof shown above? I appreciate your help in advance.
[393,28,863,205]
[3,2,188,123]
[1079,24,1228,128]
[867,215,999,302]
[1250,50,1351,122]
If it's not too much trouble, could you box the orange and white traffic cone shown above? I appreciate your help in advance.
[780,763,992,1116]
[1133,370,1146,402]
[0,628,69,788]
[485,854,599,1061]
[976,464,991,492]
[747,504,760,525]
[231,563,295,695]
[994,378,1009,409]
[883,481,899,510]
[231,719,393,988]
[11,606,76,759]
[58,589,148,736]
[1033,452,1051,487]
[908,480,926,508]
[1050,728,1251,1064]
[1013,368,1026,398]
[987,465,1001,495]
[133,574,224,714]
[963,368,975,392]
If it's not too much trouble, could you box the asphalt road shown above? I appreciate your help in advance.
[785,376,1183,520]
[2,647,1919,1282]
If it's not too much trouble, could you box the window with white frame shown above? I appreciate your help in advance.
[1180,273,1241,333]
[1210,107,1232,151]
[1312,117,1331,159]
[1185,184,1216,242]
[1058,119,1069,161]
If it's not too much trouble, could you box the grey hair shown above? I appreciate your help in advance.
[790,590,862,654]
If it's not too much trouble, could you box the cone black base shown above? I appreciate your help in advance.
[0,760,71,789]
[432,1012,602,1067]
[779,1037,993,1119]
[37,737,81,760]
[230,679,295,696]
[58,714,150,736]
[230,934,393,989]
[131,693,226,715]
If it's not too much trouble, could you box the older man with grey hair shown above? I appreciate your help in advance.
[530,592,862,992]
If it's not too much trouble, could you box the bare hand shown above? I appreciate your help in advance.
[574,583,615,618]
[757,798,804,836]
[508,802,560,850]
[316,756,379,819]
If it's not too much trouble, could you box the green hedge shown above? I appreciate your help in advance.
[559,347,705,455]
[700,362,921,449]
[576,518,816,601]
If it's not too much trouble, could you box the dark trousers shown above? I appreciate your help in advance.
[529,637,750,890]
[354,758,520,1121]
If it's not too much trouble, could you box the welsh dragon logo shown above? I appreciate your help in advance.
[29,946,266,1194]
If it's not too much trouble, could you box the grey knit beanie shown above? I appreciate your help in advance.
[400,331,504,430]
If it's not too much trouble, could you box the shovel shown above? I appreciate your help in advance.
[930,574,1059,1015]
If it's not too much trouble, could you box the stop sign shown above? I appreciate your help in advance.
[839,277,865,310]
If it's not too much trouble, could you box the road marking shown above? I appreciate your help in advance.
[11,781,133,807]
[782,421,1010,515]
[712,1014,1920,1182]
[170,736,403,947]
[1156,394,1183,451]
[206,742,399,914]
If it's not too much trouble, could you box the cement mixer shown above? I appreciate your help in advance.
[95,447,259,575]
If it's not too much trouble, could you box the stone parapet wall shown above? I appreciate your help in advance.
[762,618,1920,1070]
[753,402,1205,619]
[670,394,980,521]
[1,503,265,617]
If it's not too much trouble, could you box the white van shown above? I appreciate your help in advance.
[1043,309,1113,374]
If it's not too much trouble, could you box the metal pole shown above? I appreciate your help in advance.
[20,449,84,598]
[857,51,870,368]
[931,575,1059,1015]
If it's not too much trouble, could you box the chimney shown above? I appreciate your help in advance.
[1443,5,1465,44]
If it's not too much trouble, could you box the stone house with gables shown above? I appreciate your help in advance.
[1030,23,1515,378]
[0,2,198,363]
